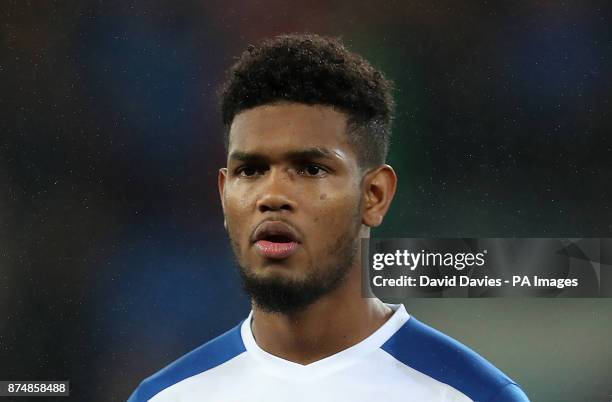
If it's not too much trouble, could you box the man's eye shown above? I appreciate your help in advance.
[298,164,326,176]
[237,166,261,177]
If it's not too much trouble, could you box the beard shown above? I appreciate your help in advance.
[229,209,362,315]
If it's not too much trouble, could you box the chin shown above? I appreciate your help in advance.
[253,267,308,284]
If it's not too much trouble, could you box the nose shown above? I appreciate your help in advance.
[256,168,296,213]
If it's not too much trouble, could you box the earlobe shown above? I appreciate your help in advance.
[361,165,397,228]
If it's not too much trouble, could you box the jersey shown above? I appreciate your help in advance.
[128,304,530,402]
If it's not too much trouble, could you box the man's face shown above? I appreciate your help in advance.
[218,102,365,313]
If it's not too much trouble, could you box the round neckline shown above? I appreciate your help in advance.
[240,303,410,380]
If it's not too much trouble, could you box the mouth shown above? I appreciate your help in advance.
[252,221,301,260]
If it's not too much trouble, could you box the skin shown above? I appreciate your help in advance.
[218,102,397,365]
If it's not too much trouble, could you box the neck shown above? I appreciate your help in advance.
[250,267,393,365]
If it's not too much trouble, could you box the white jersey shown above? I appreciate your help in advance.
[128,304,529,402]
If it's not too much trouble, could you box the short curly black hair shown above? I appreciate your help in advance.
[218,33,395,168]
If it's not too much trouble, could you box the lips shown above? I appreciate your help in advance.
[252,221,301,260]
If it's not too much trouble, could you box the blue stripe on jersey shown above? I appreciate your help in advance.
[128,322,246,402]
[381,317,530,402]
[489,383,530,402]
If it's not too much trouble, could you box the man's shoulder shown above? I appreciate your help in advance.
[381,316,530,402]
[128,321,246,402]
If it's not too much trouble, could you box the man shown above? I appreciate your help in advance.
[128,33,530,402]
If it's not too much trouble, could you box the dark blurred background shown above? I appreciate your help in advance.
[1,1,611,401]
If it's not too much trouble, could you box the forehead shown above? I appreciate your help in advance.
[228,103,355,159]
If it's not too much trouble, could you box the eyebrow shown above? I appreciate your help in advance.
[229,147,338,162]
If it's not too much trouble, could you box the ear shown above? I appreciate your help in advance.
[361,164,397,227]
[218,168,228,230]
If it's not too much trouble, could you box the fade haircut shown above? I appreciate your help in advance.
[218,33,395,168]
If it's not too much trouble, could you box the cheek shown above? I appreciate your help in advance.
[224,182,255,214]
[223,193,253,237]
[309,191,361,231]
